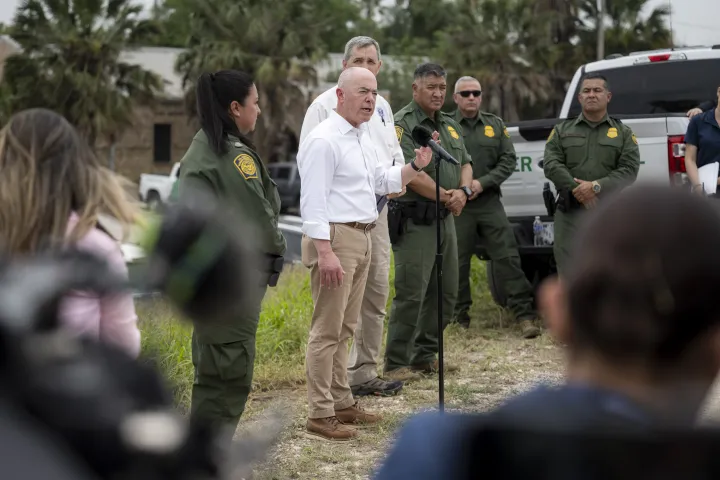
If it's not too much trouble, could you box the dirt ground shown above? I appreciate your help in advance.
[236,323,565,480]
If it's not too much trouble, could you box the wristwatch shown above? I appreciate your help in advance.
[461,186,473,198]
[410,160,422,172]
[592,181,601,194]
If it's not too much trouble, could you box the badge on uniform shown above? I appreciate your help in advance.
[234,154,258,180]
[484,125,495,138]
[448,126,460,139]
[607,127,618,138]
[395,126,404,142]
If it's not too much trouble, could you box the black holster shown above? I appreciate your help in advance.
[556,189,584,213]
[263,254,284,287]
[387,200,406,244]
[408,201,450,226]
[388,200,450,244]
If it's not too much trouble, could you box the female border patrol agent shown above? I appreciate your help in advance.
[177,70,286,432]
[685,83,720,196]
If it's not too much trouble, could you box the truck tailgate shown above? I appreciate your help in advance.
[620,116,685,184]
[502,119,560,218]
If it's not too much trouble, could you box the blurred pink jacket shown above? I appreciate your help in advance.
[57,213,141,358]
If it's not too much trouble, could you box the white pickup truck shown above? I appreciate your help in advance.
[138,162,181,211]
[482,45,720,306]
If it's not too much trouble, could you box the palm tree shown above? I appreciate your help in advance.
[2,0,163,148]
[175,0,336,162]
[576,0,672,60]
[436,0,554,121]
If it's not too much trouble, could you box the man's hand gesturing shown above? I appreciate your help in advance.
[412,129,440,169]
[413,145,433,169]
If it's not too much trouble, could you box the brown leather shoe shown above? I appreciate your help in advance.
[335,402,382,426]
[411,359,459,375]
[383,367,423,382]
[306,416,357,441]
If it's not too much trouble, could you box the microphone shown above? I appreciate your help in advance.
[411,125,459,165]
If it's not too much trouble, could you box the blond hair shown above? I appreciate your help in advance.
[0,108,141,254]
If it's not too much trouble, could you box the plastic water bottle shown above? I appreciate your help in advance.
[533,216,544,246]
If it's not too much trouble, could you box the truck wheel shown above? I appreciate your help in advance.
[486,260,508,307]
[146,191,162,212]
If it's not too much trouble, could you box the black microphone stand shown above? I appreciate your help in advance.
[434,152,445,413]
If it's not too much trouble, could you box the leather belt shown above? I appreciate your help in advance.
[342,221,376,232]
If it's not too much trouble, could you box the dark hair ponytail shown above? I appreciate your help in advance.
[195,70,256,156]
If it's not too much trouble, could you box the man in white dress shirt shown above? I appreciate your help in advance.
[298,67,433,441]
[300,36,421,399]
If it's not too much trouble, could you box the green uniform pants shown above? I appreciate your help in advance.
[190,281,268,431]
[385,214,458,372]
[454,194,535,321]
[553,210,582,277]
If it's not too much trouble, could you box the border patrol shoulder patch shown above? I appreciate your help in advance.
[395,126,404,142]
[547,128,555,143]
[632,133,638,145]
[234,153,258,180]
[503,126,510,138]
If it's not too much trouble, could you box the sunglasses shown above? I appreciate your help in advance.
[458,90,482,98]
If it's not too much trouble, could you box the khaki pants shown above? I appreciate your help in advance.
[302,223,372,419]
[348,208,390,386]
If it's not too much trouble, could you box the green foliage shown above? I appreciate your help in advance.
[1,0,163,144]
[172,0,355,161]
[137,256,502,408]
[0,0,675,147]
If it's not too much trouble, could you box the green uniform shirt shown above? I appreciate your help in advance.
[393,100,472,202]
[453,109,516,192]
[178,130,286,257]
[543,113,640,193]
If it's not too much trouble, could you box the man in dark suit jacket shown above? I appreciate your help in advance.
[373,185,720,479]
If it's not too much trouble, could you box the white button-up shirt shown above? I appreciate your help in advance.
[297,111,404,240]
[299,85,405,170]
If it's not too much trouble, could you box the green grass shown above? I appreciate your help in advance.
[136,256,509,410]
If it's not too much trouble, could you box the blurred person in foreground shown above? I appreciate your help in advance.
[0,108,142,358]
[298,67,432,441]
[300,35,417,397]
[177,69,286,433]
[374,184,720,479]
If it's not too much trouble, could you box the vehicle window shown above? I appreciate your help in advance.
[270,166,292,180]
[280,227,302,261]
[568,58,720,116]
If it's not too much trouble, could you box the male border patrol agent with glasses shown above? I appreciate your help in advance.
[451,76,540,339]
[543,73,640,276]
[384,63,474,380]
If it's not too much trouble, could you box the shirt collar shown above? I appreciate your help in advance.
[454,108,484,127]
[574,112,611,127]
[412,99,442,125]
[329,109,369,136]
[701,109,720,128]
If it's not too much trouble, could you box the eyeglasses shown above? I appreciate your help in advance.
[457,90,482,98]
